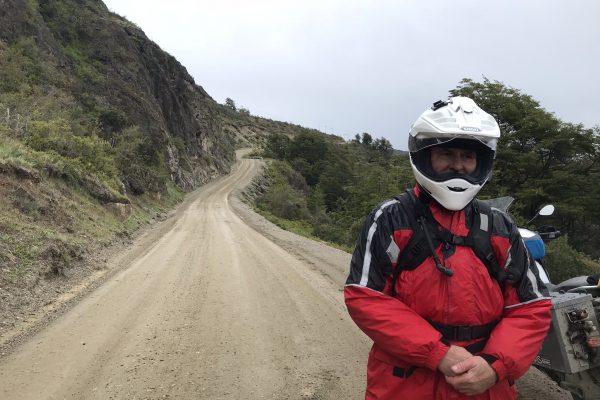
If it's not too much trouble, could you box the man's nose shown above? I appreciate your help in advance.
[449,155,466,172]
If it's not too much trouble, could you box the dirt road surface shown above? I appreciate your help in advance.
[0,156,572,399]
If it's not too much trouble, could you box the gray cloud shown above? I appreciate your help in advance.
[103,0,600,149]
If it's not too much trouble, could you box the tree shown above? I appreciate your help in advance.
[317,159,351,212]
[361,132,373,146]
[451,77,600,260]
[373,137,394,157]
[264,133,290,160]
[224,97,236,111]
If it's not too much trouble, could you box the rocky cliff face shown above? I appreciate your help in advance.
[0,0,234,190]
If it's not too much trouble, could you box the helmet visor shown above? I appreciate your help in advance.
[410,137,495,186]
[408,134,497,154]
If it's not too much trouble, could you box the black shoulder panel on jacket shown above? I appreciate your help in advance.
[489,208,513,239]
[346,198,412,292]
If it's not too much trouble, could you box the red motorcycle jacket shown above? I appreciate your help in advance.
[345,187,552,400]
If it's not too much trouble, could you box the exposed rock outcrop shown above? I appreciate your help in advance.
[0,0,235,191]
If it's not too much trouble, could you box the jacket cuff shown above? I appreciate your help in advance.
[425,340,450,371]
[488,358,508,382]
[479,353,497,365]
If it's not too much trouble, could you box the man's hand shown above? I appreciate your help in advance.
[437,345,473,377]
[444,356,498,395]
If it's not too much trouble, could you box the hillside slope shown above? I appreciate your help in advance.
[2,0,234,188]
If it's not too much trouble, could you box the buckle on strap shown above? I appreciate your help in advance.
[437,231,468,246]
[450,235,467,246]
[453,325,476,341]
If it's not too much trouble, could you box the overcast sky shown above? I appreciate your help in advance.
[102,0,599,150]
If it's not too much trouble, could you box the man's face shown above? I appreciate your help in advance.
[430,147,477,175]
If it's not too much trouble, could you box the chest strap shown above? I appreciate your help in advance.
[429,319,499,342]
[389,190,505,297]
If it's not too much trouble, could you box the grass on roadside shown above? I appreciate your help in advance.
[253,207,352,253]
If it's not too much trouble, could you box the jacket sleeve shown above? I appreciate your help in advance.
[482,213,553,381]
[344,200,450,371]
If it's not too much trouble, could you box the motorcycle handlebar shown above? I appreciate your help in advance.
[539,230,561,241]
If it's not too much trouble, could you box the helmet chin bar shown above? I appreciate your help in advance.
[447,186,467,192]
[412,162,485,210]
[427,184,481,211]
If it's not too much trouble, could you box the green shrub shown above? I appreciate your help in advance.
[257,160,310,220]
[0,38,45,92]
[312,213,349,245]
[258,185,310,220]
[63,45,105,85]
[27,119,117,178]
[98,108,129,134]
[545,235,600,283]
[114,127,168,194]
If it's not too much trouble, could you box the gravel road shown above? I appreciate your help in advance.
[0,155,573,399]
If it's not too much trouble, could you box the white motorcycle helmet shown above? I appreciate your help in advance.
[409,97,501,211]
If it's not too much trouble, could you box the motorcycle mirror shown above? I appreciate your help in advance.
[527,204,555,224]
[538,204,555,216]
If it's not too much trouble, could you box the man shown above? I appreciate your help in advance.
[345,97,552,399]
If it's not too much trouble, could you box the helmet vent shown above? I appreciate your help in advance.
[447,186,467,192]
[440,122,459,129]
[433,117,456,124]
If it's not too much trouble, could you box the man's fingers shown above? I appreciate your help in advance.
[437,346,473,376]
[445,356,498,395]
[445,373,481,395]
[451,357,477,375]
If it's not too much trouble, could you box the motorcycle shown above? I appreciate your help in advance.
[484,197,600,400]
